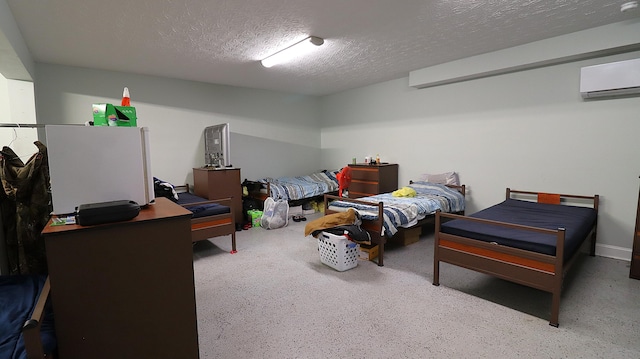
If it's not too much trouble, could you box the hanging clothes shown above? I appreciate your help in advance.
[0,141,52,275]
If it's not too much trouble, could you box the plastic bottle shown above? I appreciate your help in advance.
[121,87,131,106]
[376,154,380,164]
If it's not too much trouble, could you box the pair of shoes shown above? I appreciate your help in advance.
[243,223,252,230]
[292,215,307,222]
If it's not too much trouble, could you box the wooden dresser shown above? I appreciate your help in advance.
[193,167,243,226]
[631,177,640,279]
[347,163,398,198]
[41,198,199,359]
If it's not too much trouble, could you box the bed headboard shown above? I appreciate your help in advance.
[408,180,465,196]
[506,188,599,210]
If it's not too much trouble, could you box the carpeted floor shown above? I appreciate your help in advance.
[191,213,640,358]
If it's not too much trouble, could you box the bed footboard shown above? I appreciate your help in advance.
[434,211,566,326]
[0,275,55,359]
[185,197,237,253]
[175,185,238,253]
[21,276,51,359]
[324,194,387,266]
[433,189,598,327]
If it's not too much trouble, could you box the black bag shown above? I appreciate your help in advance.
[153,177,178,202]
[76,200,141,226]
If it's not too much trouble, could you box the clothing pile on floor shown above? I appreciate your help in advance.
[304,208,371,243]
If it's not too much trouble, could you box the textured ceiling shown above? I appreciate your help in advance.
[6,0,640,96]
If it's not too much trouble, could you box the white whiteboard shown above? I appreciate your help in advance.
[45,125,154,215]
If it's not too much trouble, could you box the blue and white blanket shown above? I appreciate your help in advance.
[260,170,339,201]
[329,181,465,237]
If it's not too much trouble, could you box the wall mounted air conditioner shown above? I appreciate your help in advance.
[580,58,640,99]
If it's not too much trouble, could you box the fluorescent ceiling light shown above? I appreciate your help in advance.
[261,36,324,68]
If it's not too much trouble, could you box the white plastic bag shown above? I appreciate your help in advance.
[261,197,289,229]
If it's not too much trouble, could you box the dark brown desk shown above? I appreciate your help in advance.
[42,198,199,359]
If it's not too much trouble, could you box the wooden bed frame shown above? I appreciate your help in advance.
[21,276,53,359]
[323,184,466,267]
[175,185,237,253]
[433,188,599,327]
[0,275,55,359]
[248,181,338,205]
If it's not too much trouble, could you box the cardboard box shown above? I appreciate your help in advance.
[289,205,303,217]
[358,244,379,260]
[92,103,137,127]
[396,226,421,246]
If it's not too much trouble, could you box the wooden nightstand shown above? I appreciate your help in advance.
[347,163,398,198]
[193,167,243,225]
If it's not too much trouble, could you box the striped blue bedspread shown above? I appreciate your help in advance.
[329,181,465,237]
[260,170,339,201]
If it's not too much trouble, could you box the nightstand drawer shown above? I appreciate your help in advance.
[351,168,380,181]
[350,181,379,195]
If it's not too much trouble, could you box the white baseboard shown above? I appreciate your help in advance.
[596,243,632,261]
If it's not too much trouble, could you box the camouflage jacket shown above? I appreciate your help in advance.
[0,141,51,274]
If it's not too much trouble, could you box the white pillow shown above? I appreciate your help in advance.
[418,172,459,185]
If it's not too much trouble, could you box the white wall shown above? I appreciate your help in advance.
[0,73,38,158]
[320,51,640,260]
[33,64,323,185]
[0,0,34,81]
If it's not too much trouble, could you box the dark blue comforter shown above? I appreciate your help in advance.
[441,199,597,258]
[177,192,230,218]
[0,275,56,359]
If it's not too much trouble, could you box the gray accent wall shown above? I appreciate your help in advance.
[33,63,322,186]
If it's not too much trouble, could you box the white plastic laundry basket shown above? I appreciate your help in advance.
[318,232,359,271]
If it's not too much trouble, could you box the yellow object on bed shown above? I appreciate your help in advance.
[392,187,416,197]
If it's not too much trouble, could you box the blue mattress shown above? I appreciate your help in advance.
[0,275,56,359]
[440,199,597,258]
[177,193,230,218]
